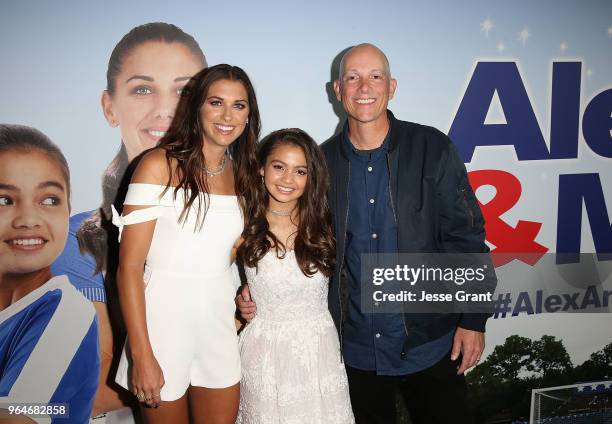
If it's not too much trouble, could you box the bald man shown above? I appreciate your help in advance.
[238,44,490,424]
[325,44,489,424]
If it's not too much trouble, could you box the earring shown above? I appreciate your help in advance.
[246,118,249,124]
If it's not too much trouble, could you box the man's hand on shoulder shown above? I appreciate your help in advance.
[451,326,485,375]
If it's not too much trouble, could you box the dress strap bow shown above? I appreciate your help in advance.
[111,204,164,241]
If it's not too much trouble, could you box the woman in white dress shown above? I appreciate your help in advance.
[113,64,260,423]
[52,22,208,419]
[236,129,354,423]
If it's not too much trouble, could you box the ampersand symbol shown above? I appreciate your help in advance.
[468,170,548,267]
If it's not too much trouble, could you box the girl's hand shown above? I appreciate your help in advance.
[236,284,257,321]
[131,352,165,408]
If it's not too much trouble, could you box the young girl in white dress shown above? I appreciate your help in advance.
[112,64,260,424]
[236,129,354,423]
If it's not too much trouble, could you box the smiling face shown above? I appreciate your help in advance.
[0,150,69,275]
[101,41,205,161]
[333,44,397,127]
[200,79,250,153]
[261,143,308,211]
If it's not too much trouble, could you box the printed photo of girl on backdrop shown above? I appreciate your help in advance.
[0,124,100,423]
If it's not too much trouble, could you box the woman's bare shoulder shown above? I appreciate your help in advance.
[131,148,172,185]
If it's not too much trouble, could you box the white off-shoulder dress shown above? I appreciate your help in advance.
[112,183,242,401]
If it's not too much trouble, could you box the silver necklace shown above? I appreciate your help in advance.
[268,208,292,216]
[205,154,227,177]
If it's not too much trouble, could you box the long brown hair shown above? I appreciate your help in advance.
[157,64,260,227]
[237,129,335,277]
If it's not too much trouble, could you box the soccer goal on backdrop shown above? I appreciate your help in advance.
[530,381,612,423]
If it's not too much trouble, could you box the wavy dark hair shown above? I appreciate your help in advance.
[77,22,207,273]
[157,64,261,227]
[237,129,335,277]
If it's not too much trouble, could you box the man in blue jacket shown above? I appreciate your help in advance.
[239,43,490,424]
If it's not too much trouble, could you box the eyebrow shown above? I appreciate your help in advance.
[38,181,66,192]
[207,95,249,103]
[125,75,194,84]
[270,159,307,168]
[0,181,65,192]
[345,68,384,74]
[0,183,17,191]
[125,75,153,83]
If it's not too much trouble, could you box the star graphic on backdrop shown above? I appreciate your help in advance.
[586,68,593,77]
[481,18,494,37]
[560,42,567,52]
[578,386,584,392]
[605,382,612,389]
[518,28,530,46]
[497,42,505,52]
[608,25,612,38]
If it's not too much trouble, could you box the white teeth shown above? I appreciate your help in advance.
[277,186,294,193]
[148,130,167,137]
[10,238,44,246]
[356,98,375,104]
[215,124,235,132]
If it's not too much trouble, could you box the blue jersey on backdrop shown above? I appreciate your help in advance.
[0,276,99,424]
[52,211,106,303]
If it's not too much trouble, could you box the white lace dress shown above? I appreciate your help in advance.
[237,250,354,424]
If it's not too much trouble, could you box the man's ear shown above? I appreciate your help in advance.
[333,79,342,102]
[101,90,118,127]
[389,78,397,100]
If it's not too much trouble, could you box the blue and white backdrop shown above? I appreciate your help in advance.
[1,0,610,367]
